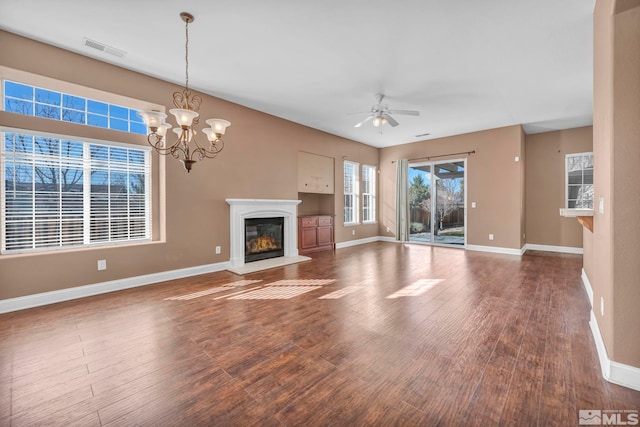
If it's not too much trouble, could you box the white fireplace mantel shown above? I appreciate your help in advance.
[226,198,309,274]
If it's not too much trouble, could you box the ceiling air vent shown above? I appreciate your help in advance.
[83,38,126,58]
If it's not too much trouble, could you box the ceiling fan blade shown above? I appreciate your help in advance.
[387,109,420,116]
[384,114,399,127]
[347,111,373,115]
[354,116,373,128]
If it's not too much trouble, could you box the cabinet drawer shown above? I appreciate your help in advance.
[301,217,318,227]
[318,216,333,226]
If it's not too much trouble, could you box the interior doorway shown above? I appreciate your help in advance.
[407,159,466,246]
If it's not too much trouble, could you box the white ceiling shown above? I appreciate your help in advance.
[0,0,594,148]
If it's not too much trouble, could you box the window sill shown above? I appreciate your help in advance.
[559,208,594,217]
[559,208,594,232]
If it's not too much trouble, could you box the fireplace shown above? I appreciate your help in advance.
[226,199,308,273]
[245,217,284,263]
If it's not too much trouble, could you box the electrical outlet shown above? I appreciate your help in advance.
[97,259,107,271]
[215,246,221,254]
[471,202,477,208]
[514,156,520,162]
[489,234,494,241]
[352,229,356,236]
[386,226,390,233]
[600,297,604,316]
[599,197,604,214]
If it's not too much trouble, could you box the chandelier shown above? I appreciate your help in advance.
[137,12,230,173]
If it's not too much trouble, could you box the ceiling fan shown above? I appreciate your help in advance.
[352,93,420,130]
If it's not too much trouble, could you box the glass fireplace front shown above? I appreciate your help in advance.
[244,217,285,263]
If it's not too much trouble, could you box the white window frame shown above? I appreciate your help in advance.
[1,128,151,254]
[0,67,160,255]
[344,160,359,225]
[362,164,376,223]
[565,152,594,209]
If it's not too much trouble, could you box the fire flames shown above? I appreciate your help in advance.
[247,236,280,253]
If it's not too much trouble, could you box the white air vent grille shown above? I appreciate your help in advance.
[83,38,126,58]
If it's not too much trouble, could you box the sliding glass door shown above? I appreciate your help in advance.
[408,159,466,246]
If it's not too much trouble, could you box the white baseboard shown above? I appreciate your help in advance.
[466,244,525,256]
[583,272,640,392]
[0,261,230,314]
[524,243,583,254]
[582,268,594,307]
[335,236,381,249]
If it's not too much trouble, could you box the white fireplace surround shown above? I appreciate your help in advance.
[226,199,309,274]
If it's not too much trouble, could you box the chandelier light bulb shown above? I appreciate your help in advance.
[169,108,199,128]
[156,122,172,138]
[206,118,231,136]
[137,110,167,130]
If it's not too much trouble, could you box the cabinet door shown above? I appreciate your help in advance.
[301,227,318,249]
[297,151,335,194]
[317,226,334,246]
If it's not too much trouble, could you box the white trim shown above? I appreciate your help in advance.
[226,199,301,270]
[0,261,230,314]
[588,310,640,391]
[336,236,380,249]
[524,243,583,254]
[582,268,594,307]
[583,272,640,391]
[378,236,400,243]
[466,244,525,256]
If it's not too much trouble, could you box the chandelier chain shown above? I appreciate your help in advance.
[184,17,190,91]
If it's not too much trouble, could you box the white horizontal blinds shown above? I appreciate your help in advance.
[362,165,376,222]
[2,131,150,253]
[344,161,359,224]
[89,144,149,243]
[566,153,594,209]
[3,133,85,250]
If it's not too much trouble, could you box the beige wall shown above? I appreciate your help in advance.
[0,31,379,300]
[590,0,640,367]
[525,126,593,248]
[379,125,525,249]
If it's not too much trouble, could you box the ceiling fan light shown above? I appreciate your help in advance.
[372,117,381,127]
[169,108,199,127]
[381,117,388,126]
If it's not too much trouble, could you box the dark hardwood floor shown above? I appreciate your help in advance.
[1,242,638,426]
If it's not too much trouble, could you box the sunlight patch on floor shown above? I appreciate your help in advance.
[164,280,262,300]
[266,279,336,287]
[385,279,444,299]
[318,286,364,299]
[227,286,323,300]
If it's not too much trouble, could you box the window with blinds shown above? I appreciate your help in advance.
[344,160,359,225]
[362,164,376,223]
[2,130,151,253]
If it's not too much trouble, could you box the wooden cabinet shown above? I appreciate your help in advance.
[298,215,335,254]
[297,151,334,194]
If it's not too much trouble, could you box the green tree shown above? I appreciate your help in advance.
[409,174,430,209]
